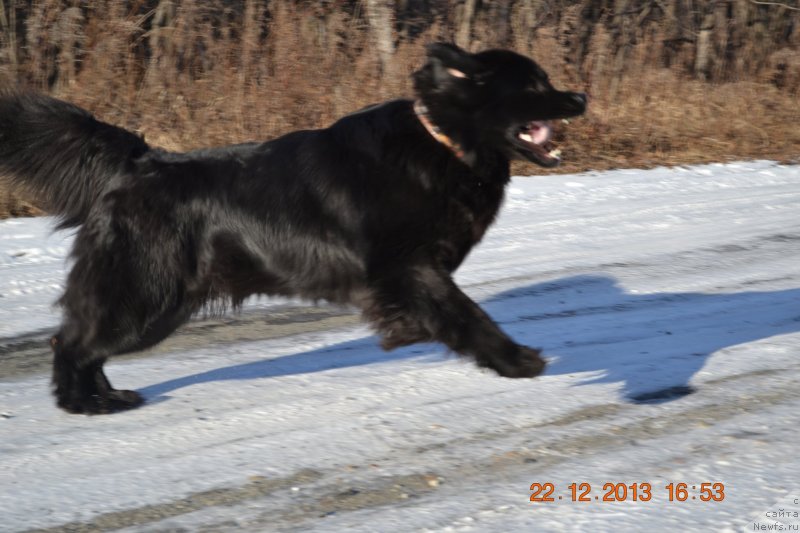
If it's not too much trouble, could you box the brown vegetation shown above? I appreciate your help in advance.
[1,0,799,218]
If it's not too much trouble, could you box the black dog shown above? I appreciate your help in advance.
[0,43,586,414]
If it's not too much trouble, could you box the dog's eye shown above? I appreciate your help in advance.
[474,72,491,85]
[526,80,551,93]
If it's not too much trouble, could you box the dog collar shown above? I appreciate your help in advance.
[413,101,466,160]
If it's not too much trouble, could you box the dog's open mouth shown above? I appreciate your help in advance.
[512,121,562,168]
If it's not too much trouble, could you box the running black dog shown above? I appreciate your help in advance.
[0,43,586,414]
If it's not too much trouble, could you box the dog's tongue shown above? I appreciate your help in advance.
[519,121,551,145]
[529,121,552,144]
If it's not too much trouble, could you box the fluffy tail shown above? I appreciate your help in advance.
[0,92,150,228]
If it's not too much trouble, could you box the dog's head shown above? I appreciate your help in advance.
[413,43,587,168]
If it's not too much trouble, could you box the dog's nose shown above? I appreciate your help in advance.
[571,92,588,106]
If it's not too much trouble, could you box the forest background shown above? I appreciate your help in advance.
[1,0,798,217]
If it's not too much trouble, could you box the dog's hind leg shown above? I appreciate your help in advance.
[51,283,198,414]
[52,299,195,414]
[51,223,196,414]
[366,266,545,378]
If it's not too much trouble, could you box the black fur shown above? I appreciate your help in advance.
[0,43,586,414]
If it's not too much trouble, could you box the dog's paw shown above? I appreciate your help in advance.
[482,346,546,378]
[106,389,145,409]
[57,389,144,415]
[512,347,547,377]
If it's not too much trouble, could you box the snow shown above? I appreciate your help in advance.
[1,160,799,532]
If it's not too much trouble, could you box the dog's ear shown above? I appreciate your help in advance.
[425,42,481,83]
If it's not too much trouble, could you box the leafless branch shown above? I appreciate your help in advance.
[750,0,800,11]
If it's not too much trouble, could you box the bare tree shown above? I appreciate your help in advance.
[455,0,478,48]
[0,0,18,72]
[364,0,396,75]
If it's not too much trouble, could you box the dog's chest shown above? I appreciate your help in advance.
[435,181,505,271]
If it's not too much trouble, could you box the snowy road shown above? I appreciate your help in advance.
[1,161,799,532]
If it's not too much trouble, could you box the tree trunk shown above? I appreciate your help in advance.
[662,0,693,72]
[694,10,715,80]
[572,0,604,82]
[364,0,395,76]
[489,0,514,47]
[0,0,18,72]
[609,0,632,97]
[455,0,478,49]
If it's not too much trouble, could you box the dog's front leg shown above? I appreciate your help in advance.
[366,266,545,378]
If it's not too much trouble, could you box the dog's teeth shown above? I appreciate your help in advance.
[519,133,533,143]
[562,119,570,125]
[548,148,562,158]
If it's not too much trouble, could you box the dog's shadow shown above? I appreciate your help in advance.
[139,275,800,405]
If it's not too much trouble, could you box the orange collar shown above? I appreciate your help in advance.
[413,101,465,160]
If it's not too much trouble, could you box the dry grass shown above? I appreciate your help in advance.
[545,72,800,174]
[1,2,798,218]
